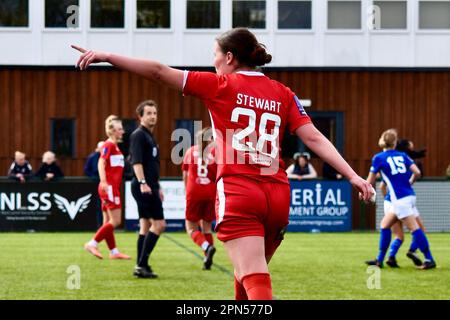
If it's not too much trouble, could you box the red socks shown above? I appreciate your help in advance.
[204,233,214,246]
[191,230,208,248]
[94,223,115,249]
[241,273,272,300]
[234,276,248,300]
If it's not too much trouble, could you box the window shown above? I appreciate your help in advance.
[419,1,450,29]
[283,112,344,159]
[137,0,170,28]
[119,119,138,158]
[328,0,361,29]
[233,0,266,29]
[278,0,312,29]
[175,119,196,148]
[0,0,29,27]
[372,1,407,29]
[186,0,220,29]
[51,119,76,158]
[45,0,79,28]
[91,0,125,28]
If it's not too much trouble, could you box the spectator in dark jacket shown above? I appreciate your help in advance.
[35,151,64,181]
[84,141,104,181]
[8,151,33,183]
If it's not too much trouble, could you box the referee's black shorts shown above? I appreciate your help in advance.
[131,180,164,220]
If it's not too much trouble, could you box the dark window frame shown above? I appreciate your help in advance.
[119,118,139,158]
[50,118,76,158]
[283,112,344,160]
[90,0,125,29]
[186,0,221,29]
[136,0,171,29]
[44,0,80,29]
[0,0,29,28]
[277,0,312,30]
[232,0,267,29]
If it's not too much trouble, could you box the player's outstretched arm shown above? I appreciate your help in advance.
[71,45,184,91]
[295,123,374,201]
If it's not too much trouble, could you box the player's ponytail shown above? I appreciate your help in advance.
[195,127,214,161]
[105,115,120,138]
[378,129,398,149]
[216,28,272,68]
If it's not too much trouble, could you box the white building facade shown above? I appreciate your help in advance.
[0,0,449,67]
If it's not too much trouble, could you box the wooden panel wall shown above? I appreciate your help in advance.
[0,67,449,181]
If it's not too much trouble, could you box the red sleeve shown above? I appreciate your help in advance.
[287,93,312,134]
[183,71,220,101]
[100,141,112,160]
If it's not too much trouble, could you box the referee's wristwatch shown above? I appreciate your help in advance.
[139,179,147,185]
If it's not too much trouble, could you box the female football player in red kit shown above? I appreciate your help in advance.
[73,28,374,299]
[84,115,131,260]
[182,127,217,270]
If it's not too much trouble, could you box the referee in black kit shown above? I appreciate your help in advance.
[130,100,166,279]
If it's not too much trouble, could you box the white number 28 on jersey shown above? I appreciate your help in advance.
[387,156,407,175]
[231,107,281,158]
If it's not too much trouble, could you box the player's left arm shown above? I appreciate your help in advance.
[295,123,374,201]
[98,158,108,192]
[409,163,421,185]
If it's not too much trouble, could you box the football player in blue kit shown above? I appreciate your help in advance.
[365,129,436,269]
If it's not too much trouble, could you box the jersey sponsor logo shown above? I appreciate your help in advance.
[54,194,92,220]
[110,154,124,167]
[102,147,108,156]
[153,147,158,158]
[195,177,212,185]
[294,95,307,116]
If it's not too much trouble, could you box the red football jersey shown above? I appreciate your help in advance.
[182,145,217,200]
[100,140,124,187]
[183,70,311,184]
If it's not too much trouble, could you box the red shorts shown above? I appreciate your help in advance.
[215,175,290,258]
[185,198,216,223]
[98,184,122,212]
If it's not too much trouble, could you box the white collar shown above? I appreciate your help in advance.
[236,71,265,76]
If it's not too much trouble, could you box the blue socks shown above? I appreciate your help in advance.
[409,236,419,252]
[412,229,434,262]
[377,228,392,263]
[389,238,403,258]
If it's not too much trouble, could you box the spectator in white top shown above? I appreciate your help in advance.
[286,152,317,180]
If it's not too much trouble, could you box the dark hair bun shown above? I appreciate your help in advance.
[216,28,272,68]
[251,45,272,66]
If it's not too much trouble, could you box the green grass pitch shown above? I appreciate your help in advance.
[0,232,448,300]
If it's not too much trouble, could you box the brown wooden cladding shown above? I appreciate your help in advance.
[1,68,449,181]
[3,67,449,230]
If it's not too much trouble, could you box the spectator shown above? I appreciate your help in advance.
[286,152,317,180]
[84,141,104,181]
[35,151,64,181]
[446,164,450,179]
[8,151,33,183]
[323,161,343,180]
